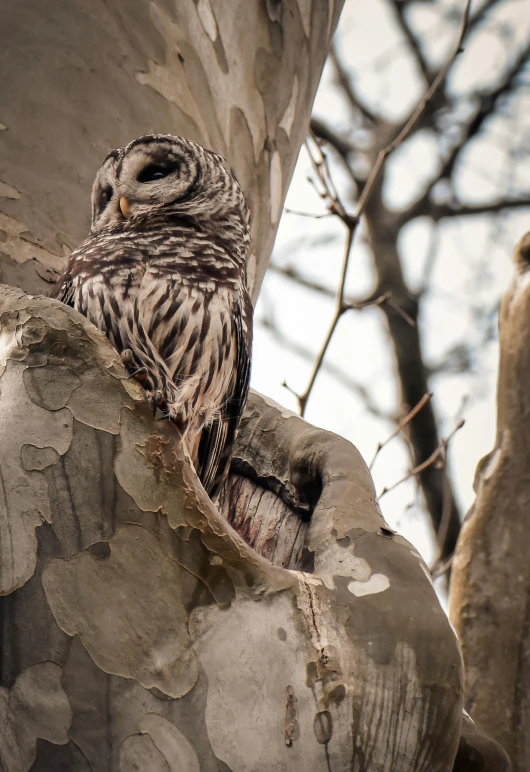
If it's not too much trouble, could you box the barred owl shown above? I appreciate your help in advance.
[52,134,253,497]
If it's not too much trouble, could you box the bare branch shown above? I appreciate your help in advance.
[406,37,530,224]
[294,225,355,416]
[369,392,433,470]
[466,0,507,35]
[309,118,355,161]
[432,197,530,221]
[385,296,416,327]
[305,135,358,227]
[284,4,472,418]
[431,554,454,581]
[355,0,472,218]
[378,419,465,499]
[258,316,393,421]
[283,207,333,219]
[310,117,366,192]
[329,46,378,125]
[390,0,431,83]
[268,263,336,299]
[268,263,388,307]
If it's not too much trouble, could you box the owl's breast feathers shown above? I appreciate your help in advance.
[52,224,252,496]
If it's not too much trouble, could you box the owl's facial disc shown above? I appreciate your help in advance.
[112,142,198,223]
[90,135,250,250]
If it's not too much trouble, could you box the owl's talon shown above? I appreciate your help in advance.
[128,366,148,382]
[153,390,165,406]
[150,390,166,416]
[121,349,134,368]
[152,390,165,413]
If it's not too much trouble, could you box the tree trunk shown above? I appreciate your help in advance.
[450,232,530,771]
[0,285,465,770]
[0,0,341,300]
[0,1,492,769]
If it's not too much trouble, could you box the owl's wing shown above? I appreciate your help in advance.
[50,268,76,306]
[196,287,252,498]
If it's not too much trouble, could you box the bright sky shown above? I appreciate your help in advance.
[250,0,530,574]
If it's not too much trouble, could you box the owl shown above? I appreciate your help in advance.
[52,134,253,498]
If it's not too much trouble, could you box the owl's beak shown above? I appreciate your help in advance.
[119,197,130,219]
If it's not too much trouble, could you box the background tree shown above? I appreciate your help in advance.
[450,231,530,770]
[256,0,530,575]
[0,0,514,770]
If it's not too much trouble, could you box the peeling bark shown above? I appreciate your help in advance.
[0,1,487,769]
[0,0,343,301]
[450,233,530,771]
[0,285,465,770]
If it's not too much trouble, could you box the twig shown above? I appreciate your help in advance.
[284,207,333,219]
[268,263,361,303]
[385,296,416,327]
[329,46,377,126]
[431,553,454,581]
[378,419,465,499]
[430,446,454,573]
[285,0,471,417]
[429,405,465,575]
[369,392,433,470]
[390,0,431,83]
[354,0,472,218]
[305,135,357,226]
[296,226,355,416]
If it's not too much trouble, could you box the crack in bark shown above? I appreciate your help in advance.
[230,455,316,520]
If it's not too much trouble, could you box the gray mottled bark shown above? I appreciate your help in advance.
[0,285,465,771]
[0,0,342,300]
[0,0,492,769]
[450,233,530,772]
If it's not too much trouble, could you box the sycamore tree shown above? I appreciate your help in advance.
[0,1,515,771]
[254,0,530,769]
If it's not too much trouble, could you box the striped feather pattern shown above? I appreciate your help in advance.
[52,134,252,497]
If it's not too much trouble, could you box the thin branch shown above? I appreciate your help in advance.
[369,392,433,470]
[258,316,393,421]
[309,118,354,161]
[431,554,454,581]
[344,291,393,312]
[284,207,333,219]
[385,296,416,327]
[305,135,357,226]
[283,1,471,418]
[329,46,377,126]
[310,118,367,192]
[405,37,530,224]
[295,226,355,416]
[432,197,530,221]
[268,263,336,299]
[268,263,383,307]
[466,0,507,36]
[378,419,465,499]
[391,0,506,90]
[390,0,431,83]
[355,0,472,217]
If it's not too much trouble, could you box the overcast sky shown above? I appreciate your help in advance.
[250,0,530,572]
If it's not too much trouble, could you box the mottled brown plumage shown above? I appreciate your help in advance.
[52,134,252,497]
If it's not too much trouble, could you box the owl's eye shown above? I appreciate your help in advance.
[98,185,113,211]
[138,163,177,183]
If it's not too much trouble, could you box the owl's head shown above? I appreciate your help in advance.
[90,134,250,259]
